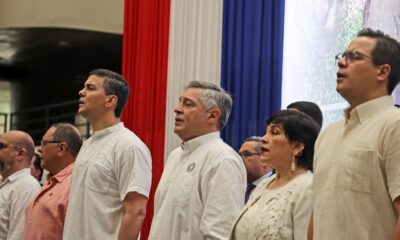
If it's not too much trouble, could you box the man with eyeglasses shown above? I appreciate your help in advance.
[63,69,152,240]
[24,123,82,240]
[239,136,272,203]
[309,29,400,240]
[0,130,41,240]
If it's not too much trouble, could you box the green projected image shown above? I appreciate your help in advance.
[282,0,400,126]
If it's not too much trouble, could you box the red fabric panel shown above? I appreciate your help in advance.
[122,0,171,238]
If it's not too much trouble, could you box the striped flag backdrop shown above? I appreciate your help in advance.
[121,0,284,238]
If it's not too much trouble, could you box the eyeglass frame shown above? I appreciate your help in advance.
[335,51,375,65]
[0,141,21,150]
[40,140,62,147]
[240,151,261,159]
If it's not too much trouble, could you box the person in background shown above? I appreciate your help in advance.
[230,110,319,240]
[29,153,43,184]
[287,101,323,129]
[63,69,152,240]
[150,81,246,239]
[0,130,41,240]
[239,136,273,203]
[24,123,82,240]
[310,28,400,240]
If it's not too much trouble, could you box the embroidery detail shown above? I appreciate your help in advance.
[187,163,196,173]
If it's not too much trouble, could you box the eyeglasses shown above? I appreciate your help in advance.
[240,151,260,159]
[40,140,62,147]
[335,51,373,65]
[0,142,21,150]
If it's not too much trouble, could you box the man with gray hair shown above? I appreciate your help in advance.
[24,123,82,240]
[149,81,246,239]
[239,136,272,203]
[0,130,41,240]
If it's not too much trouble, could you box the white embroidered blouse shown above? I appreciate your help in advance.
[230,171,313,240]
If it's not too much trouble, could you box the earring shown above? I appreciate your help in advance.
[291,155,296,171]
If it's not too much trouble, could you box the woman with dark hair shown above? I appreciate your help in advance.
[229,110,319,240]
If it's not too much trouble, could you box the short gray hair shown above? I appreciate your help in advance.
[244,136,263,153]
[50,123,83,157]
[185,81,232,129]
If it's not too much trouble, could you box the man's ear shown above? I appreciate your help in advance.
[15,148,27,162]
[208,108,221,124]
[58,142,69,156]
[377,64,391,83]
[105,95,118,108]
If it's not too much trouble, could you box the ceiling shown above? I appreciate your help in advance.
[0,27,122,109]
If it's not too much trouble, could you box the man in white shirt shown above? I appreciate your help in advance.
[149,81,246,239]
[309,28,400,240]
[0,130,41,240]
[239,136,272,203]
[63,69,152,240]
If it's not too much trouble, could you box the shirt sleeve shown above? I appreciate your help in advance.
[199,155,246,240]
[292,179,313,240]
[383,117,400,201]
[9,185,40,240]
[115,144,152,201]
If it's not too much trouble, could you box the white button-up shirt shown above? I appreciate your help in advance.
[150,132,246,240]
[312,96,400,240]
[0,168,40,240]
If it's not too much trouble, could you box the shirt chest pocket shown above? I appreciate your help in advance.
[338,148,373,193]
[80,161,114,194]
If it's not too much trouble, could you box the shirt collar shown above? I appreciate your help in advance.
[47,162,75,183]
[91,122,124,138]
[181,131,220,152]
[1,168,30,186]
[344,96,394,124]
[252,171,272,185]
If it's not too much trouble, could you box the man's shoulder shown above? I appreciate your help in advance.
[201,139,239,158]
[107,126,150,151]
[323,119,345,131]
[379,105,400,121]
[168,139,240,164]
[20,173,41,186]
[13,173,40,192]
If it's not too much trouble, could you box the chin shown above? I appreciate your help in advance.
[78,109,89,118]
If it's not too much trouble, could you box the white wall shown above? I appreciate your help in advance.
[0,0,124,33]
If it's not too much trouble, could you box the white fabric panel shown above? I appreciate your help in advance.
[164,0,223,158]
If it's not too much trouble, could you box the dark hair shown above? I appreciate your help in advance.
[357,28,400,94]
[32,153,43,180]
[287,101,323,129]
[50,123,82,157]
[265,110,319,171]
[243,136,263,154]
[185,81,232,129]
[89,69,130,117]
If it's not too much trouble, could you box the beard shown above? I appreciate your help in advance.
[0,160,12,173]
